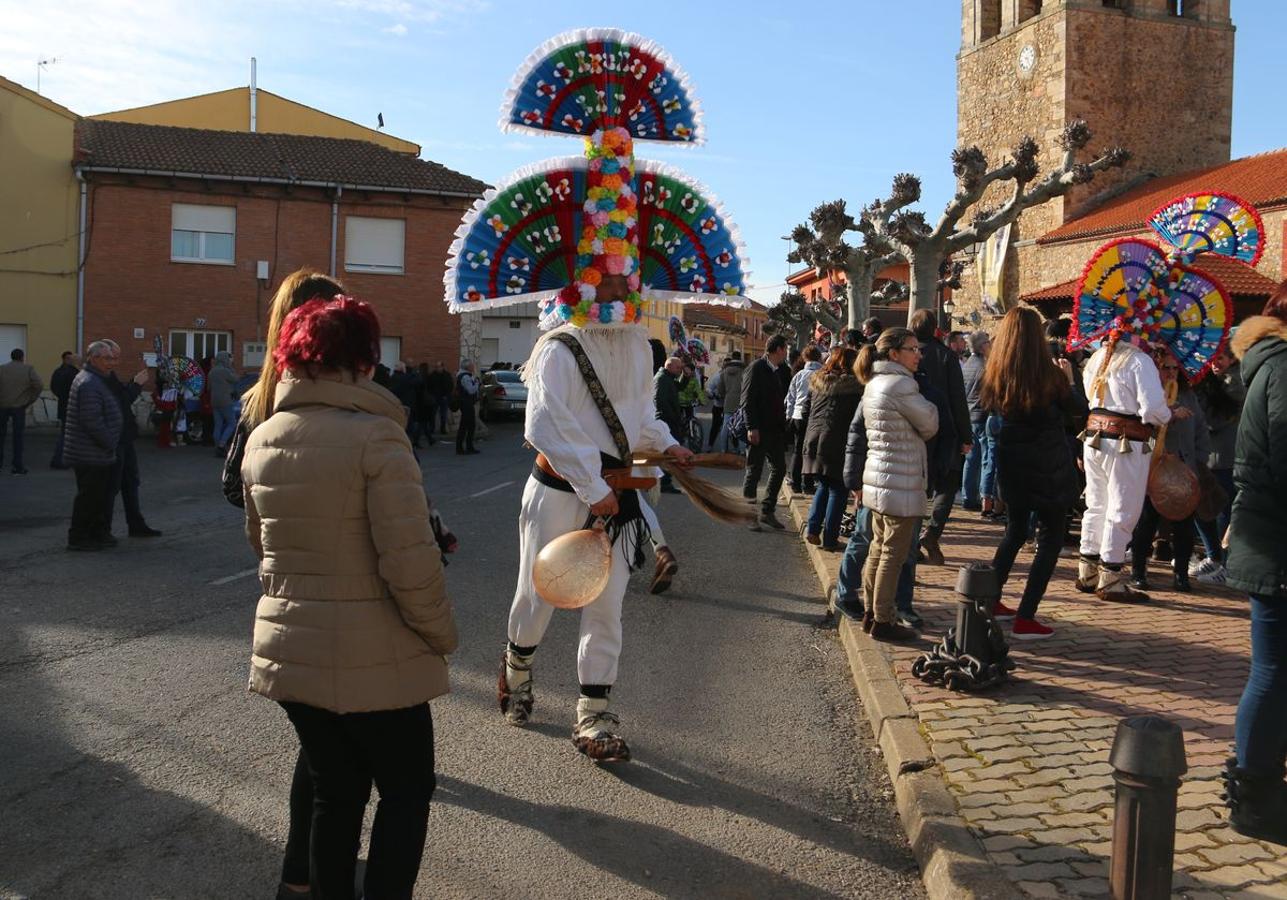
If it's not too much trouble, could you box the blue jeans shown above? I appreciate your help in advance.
[1235,594,1287,778]
[807,476,848,546]
[963,420,987,506]
[981,415,1001,500]
[0,406,26,469]
[213,405,237,448]
[836,506,919,616]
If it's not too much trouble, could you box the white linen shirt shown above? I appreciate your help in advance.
[1083,342,1173,427]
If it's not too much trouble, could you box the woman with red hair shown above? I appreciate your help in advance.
[241,296,458,897]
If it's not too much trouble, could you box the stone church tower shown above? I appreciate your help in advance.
[956,0,1235,307]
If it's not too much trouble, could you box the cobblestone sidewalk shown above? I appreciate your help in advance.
[786,494,1285,899]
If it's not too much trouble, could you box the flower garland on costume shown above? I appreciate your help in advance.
[549,127,645,327]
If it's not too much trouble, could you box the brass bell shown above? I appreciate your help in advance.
[1086,430,1102,450]
[1117,434,1133,454]
[1075,427,1088,442]
[1142,437,1154,455]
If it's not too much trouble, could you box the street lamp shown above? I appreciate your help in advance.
[781,234,794,286]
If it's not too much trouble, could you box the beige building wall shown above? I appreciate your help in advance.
[91,87,420,155]
[0,77,80,382]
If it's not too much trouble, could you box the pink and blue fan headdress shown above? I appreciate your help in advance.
[1069,192,1263,381]
[444,28,751,329]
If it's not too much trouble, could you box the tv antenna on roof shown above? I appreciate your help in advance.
[37,57,57,94]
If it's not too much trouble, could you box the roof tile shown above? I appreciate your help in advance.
[74,119,487,196]
[1041,148,1287,244]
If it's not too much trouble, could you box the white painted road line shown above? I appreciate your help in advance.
[469,480,515,498]
[210,567,258,586]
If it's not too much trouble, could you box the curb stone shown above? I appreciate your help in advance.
[780,486,1025,900]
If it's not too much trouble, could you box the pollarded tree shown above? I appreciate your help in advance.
[787,200,906,329]
[763,290,824,350]
[864,120,1129,324]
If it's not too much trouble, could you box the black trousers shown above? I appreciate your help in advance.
[743,430,787,514]
[789,420,810,490]
[281,701,436,900]
[1132,500,1194,578]
[708,407,724,449]
[456,402,476,451]
[69,464,113,542]
[107,441,145,532]
[992,501,1067,620]
[928,452,965,535]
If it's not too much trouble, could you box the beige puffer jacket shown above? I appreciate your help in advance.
[242,372,457,713]
[861,360,940,518]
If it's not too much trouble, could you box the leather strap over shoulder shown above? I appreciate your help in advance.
[549,332,632,464]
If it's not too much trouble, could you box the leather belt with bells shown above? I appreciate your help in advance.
[1085,412,1156,442]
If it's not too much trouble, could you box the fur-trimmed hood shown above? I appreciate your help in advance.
[1231,315,1287,360]
[1232,315,1287,385]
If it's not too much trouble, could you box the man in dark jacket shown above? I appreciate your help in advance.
[104,342,162,539]
[743,335,790,530]
[910,310,971,565]
[50,351,79,468]
[653,357,684,493]
[64,341,125,551]
[427,361,454,435]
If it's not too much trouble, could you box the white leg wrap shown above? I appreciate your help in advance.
[1080,442,1151,564]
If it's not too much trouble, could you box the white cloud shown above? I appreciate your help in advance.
[383,22,409,36]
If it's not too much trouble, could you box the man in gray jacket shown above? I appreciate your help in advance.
[0,348,43,474]
[64,341,125,551]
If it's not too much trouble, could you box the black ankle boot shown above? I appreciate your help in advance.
[1222,757,1287,846]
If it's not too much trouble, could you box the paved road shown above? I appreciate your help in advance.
[0,424,923,899]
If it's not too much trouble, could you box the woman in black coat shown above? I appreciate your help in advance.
[802,346,861,550]
[979,308,1086,640]
[1223,289,1287,846]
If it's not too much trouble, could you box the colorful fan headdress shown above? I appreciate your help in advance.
[444,28,751,330]
[1069,191,1263,382]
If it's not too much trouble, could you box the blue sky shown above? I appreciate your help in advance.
[4,0,1284,303]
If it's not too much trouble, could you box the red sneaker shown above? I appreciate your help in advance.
[1012,617,1054,640]
[991,600,1018,621]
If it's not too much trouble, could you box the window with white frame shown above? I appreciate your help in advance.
[170,329,231,361]
[345,217,406,275]
[379,336,402,368]
[171,204,235,264]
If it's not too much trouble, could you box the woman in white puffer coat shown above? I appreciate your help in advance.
[856,327,939,641]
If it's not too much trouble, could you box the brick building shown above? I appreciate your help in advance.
[75,119,486,372]
[786,261,922,333]
[950,0,1277,323]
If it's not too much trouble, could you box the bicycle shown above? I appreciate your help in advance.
[680,407,704,453]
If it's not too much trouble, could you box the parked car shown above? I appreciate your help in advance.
[480,369,528,420]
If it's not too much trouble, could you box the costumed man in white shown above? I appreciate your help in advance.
[1076,340,1173,601]
[499,274,694,761]
[442,28,754,762]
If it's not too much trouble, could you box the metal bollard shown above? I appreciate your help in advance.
[1109,716,1187,900]
[910,563,1015,691]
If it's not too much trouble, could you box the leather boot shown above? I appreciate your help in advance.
[1223,757,1287,846]
[1096,566,1150,603]
[921,527,945,566]
[869,620,918,642]
[1075,555,1100,593]
[649,546,678,595]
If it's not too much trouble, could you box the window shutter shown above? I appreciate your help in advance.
[173,204,235,234]
[346,217,406,273]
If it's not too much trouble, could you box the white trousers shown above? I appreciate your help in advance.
[1080,441,1151,565]
[639,494,667,549]
[508,477,630,686]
